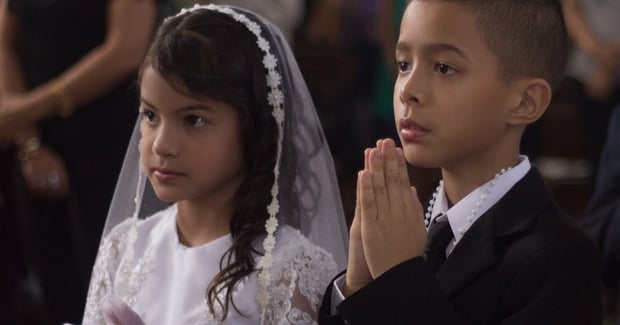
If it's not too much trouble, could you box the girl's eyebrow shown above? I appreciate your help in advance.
[178,105,213,113]
[139,97,213,112]
[140,97,156,110]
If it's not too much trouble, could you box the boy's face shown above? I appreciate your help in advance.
[394,1,521,170]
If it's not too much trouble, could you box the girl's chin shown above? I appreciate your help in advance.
[151,188,182,203]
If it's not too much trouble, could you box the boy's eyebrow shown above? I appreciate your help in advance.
[139,97,213,112]
[396,41,470,61]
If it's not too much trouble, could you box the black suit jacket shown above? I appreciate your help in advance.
[319,168,602,325]
[582,107,620,287]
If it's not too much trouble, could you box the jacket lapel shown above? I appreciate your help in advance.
[436,168,553,296]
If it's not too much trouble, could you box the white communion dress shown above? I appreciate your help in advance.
[82,204,337,324]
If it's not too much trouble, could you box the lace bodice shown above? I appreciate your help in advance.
[82,205,337,324]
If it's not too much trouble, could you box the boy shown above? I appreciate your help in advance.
[319,0,602,324]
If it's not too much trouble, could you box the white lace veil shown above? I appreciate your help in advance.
[95,3,348,319]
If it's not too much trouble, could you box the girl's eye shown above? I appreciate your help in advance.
[435,63,457,75]
[397,61,411,73]
[186,115,206,127]
[141,110,159,124]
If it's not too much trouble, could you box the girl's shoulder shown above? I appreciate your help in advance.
[270,225,337,270]
[103,204,176,247]
[272,225,315,253]
[273,225,314,249]
[260,226,338,322]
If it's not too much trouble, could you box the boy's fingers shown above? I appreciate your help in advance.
[369,148,390,214]
[382,139,404,213]
[346,171,373,296]
[359,170,378,224]
[396,148,425,226]
[396,148,415,213]
[354,171,362,222]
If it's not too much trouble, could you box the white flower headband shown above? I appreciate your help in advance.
[171,4,285,323]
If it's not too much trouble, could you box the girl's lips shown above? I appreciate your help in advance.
[153,167,184,182]
[399,119,430,142]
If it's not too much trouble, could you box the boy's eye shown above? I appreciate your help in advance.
[141,110,159,124]
[435,63,457,75]
[397,61,411,73]
[185,115,206,127]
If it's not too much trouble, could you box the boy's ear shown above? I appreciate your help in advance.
[507,78,552,126]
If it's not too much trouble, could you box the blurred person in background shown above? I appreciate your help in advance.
[0,4,19,325]
[563,0,620,178]
[582,105,620,322]
[534,0,620,182]
[0,0,157,323]
[563,0,620,104]
[554,0,620,320]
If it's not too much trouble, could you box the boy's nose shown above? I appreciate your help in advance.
[399,84,420,105]
[399,67,426,105]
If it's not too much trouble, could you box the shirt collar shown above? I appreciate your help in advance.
[430,156,531,244]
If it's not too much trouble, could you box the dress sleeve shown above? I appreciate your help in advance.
[265,228,338,324]
[81,221,131,324]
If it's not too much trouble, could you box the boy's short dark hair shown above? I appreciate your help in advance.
[408,0,569,90]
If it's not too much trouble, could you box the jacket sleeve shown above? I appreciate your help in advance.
[319,257,463,325]
[319,240,602,325]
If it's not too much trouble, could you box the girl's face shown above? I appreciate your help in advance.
[139,66,245,206]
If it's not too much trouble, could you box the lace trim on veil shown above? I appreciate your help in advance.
[170,6,286,322]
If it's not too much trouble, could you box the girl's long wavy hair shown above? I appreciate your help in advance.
[139,9,278,319]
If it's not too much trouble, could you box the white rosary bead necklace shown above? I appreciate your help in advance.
[425,168,513,238]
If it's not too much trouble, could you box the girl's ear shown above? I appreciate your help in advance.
[507,78,552,126]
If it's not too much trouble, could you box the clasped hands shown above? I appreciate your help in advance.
[344,138,427,296]
[20,145,70,200]
[1,96,70,200]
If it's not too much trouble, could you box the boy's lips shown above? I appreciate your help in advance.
[399,119,430,142]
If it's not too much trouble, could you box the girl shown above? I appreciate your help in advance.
[81,5,348,324]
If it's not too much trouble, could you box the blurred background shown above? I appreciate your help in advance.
[0,0,618,324]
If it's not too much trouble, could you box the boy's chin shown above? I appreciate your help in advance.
[402,147,437,169]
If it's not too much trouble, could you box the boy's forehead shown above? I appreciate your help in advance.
[401,1,479,39]
[398,1,491,62]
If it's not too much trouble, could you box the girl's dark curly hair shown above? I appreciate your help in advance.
[139,9,278,319]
